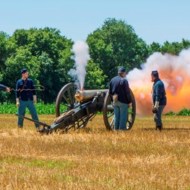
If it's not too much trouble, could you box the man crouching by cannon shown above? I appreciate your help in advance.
[0,84,10,92]
[109,66,132,130]
[151,71,167,131]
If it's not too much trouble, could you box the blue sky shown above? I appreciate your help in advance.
[0,0,190,44]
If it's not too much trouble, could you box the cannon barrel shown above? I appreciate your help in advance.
[75,89,108,102]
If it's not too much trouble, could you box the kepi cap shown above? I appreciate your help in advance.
[151,70,159,78]
[21,68,27,74]
[118,66,126,73]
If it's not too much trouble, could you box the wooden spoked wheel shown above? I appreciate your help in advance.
[55,83,77,117]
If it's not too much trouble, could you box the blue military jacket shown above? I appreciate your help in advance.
[109,76,132,104]
[16,78,36,101]
[152,79,167,105]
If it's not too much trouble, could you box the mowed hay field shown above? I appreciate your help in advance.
[0,115,190,190]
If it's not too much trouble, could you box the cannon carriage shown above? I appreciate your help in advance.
[18,83,136,133]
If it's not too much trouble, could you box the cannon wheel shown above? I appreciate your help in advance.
[55,83,77,117]
[103,89,136,130]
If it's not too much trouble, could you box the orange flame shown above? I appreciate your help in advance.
[127,49,190,115]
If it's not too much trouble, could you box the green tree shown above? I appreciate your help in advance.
[87,18,149,82]
[148,42,161,54]
[181,39,190,49]
[85,61,107,89]
[161,40,190,55]
[149,39,190,56]
[0,32,9,75]
[161,41,181,55]
[4,28,74,103]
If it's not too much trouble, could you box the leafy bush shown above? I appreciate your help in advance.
[165,111,176,116]
[0,102,60,114]
[165,109,190,116]
[177,108,190,116]
[1,103,190,116]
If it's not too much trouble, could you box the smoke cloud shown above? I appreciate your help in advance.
[127,48,190,115]
[68,41,90,90]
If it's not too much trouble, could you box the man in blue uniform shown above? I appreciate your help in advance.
[151,70,167,131]
[109,66,132,130]
[16,68,39,130]
[0,84,10,92]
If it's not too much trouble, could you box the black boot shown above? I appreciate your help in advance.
[160,124,163,130]
[156,125,162,131]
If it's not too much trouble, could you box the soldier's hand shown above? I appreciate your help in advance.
[6,87,11,92]
[16,98,20,107]
[152,101,159,113]
[152,107,158,113]
[33,95,37,104]
[154,101,159,109]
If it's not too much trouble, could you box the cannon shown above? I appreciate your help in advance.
[18,83,136,133]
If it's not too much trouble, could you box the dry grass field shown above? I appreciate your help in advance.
[0,114,190,190]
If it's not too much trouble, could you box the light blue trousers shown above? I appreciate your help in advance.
[154,105,165,127]
[18,100,39,128]
[113,101,128,130]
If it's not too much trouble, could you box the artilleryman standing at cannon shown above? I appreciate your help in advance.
[16,68,40,130]
[151,70,167,131]
[109,66,132,130]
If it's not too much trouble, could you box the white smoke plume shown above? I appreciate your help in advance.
[68,41,90,90]
[127,48,190,115]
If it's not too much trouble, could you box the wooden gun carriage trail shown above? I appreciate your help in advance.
[17,83,136,134]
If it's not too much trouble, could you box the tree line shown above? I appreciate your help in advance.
[0,18,190,103]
